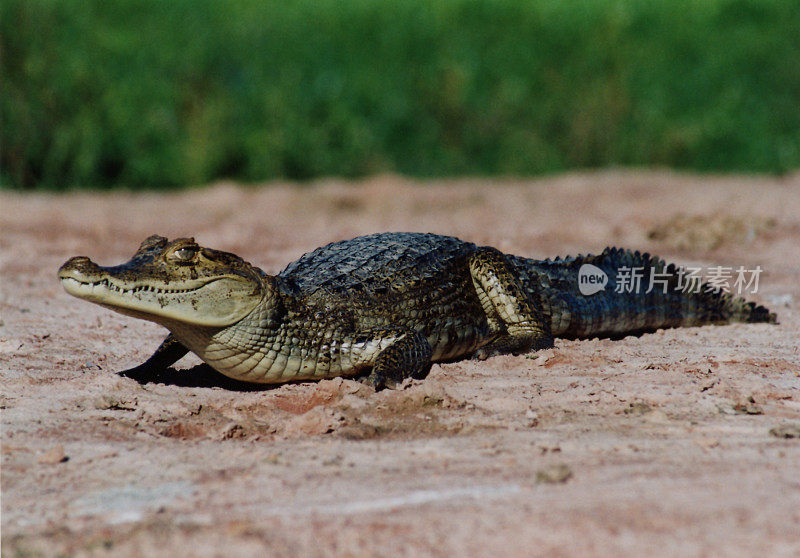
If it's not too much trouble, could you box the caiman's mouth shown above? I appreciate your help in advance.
[59,266,262,327]
[59,275,214,297]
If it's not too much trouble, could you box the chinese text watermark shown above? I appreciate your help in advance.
[578,264,763,296]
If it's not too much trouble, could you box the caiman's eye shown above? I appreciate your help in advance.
[171,247,198,262]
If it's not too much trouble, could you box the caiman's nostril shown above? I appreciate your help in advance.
[58,256,99,278]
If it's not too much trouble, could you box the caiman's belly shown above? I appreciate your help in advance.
[187,335,381,383]
[170,319,494,384]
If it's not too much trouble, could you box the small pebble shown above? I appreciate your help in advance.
[536,463,572,484]
[37,445,68,464]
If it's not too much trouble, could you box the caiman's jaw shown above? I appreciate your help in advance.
[58,235,265,327]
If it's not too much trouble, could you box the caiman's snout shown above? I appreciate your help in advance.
[58,256,105,291]
[58,255,114,301]
[58,256,100,280]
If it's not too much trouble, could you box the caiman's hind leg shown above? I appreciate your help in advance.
[359,328,433,390]
[119,333,189,381]
[469,247,554,359]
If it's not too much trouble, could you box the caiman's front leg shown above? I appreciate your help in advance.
[119,333,189,381]
[358,327,433,390]
[469,247,554,359]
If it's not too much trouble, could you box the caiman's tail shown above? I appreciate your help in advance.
[511,248,776,340]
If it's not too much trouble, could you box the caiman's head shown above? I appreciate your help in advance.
[58,235,265,327]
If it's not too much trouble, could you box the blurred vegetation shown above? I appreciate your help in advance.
[2,0,799,189]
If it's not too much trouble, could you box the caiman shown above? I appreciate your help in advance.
[58,233,775,389]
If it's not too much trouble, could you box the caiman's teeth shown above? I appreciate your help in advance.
[62,276,202,295]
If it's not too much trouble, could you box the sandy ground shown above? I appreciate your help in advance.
[2,171,799,557]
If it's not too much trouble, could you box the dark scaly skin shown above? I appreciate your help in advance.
[59,232,776,389]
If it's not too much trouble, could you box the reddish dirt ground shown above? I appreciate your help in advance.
[2,171,799,557]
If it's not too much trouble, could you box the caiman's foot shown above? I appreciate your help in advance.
[358,328,433,390]
[119,362,169,383]
[118,334,189,383]
[473,328,554,360]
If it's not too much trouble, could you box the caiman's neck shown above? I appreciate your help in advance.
[164,276,290,381]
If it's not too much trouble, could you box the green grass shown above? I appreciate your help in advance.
[2,0,799,189]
